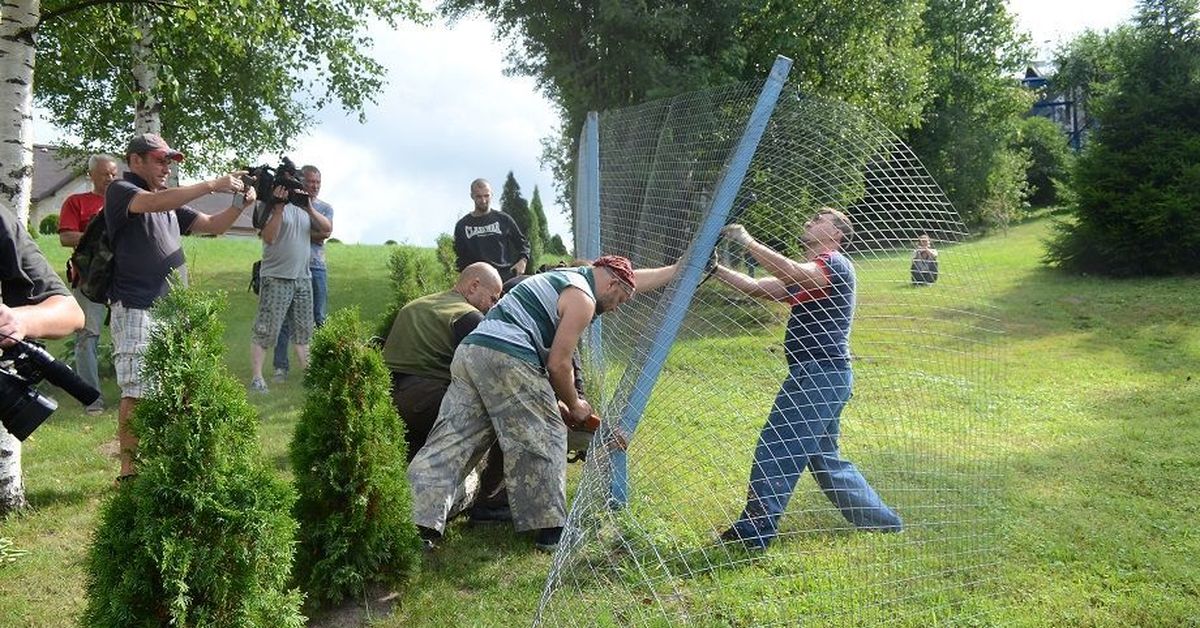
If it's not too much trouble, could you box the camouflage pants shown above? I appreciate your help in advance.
[408,344,566,533]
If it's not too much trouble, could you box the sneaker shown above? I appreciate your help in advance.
[534,527,563,553]
[85,401,105,416]
[249,377,269,393]
[417,525,442,551]
[272,368,287,383]
[718,526,767,551]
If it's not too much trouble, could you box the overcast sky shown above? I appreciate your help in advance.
[35,1,1140,246]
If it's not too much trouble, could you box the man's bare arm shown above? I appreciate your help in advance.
[59,230,82,248]
[550,288,595,420]
[713,265,792,301]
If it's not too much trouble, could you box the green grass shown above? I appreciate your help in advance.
[2,220,1199,626]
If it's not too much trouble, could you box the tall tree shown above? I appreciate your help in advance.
[906,0,1033,229]
[500,171,541,264]
[530,185,551,251]
[443,0,931,212]
[1046,0,1200,276]
[35,0,427,174]
[0,0,41,226]
[1051,25,1137,148]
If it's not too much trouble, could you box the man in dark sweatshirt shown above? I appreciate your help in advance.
[453,178,530,281]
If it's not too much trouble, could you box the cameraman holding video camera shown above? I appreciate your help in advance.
[1,202,85,511]
[247,179,331,394]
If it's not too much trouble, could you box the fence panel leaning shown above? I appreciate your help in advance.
[537,57,1005,626]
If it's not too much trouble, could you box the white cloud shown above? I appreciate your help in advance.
[1009,0,1139,57]
[286,15,569,246]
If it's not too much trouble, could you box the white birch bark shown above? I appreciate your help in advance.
[0,0,40,515]
[131,7,161,135]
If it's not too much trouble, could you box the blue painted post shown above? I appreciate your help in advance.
[576,112,603,368]
[609,56,794,507]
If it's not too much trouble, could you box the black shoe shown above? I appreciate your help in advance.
[417,525,442,551]
[718,526,767,551]
[469,505,513,523]
[534,527,563,553]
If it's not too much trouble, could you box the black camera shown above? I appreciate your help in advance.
[0,338,100,441]
[244,156,311,229]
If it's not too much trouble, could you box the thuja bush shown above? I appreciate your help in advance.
[374,245,450,339]
[291,308,421,607]
[83,288,303,627]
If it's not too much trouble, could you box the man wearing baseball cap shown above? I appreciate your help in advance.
[408,255,678,552]
[106,132,255,481]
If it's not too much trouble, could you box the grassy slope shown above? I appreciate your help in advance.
[1,220,1198,626]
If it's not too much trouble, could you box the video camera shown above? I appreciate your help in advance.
[244,156,310,230]
[0,336,100,441]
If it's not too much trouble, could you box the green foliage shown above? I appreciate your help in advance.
[1016,116,1074,207]
[547,233,569,256]
[375,245,450,339]
[35,0,427,173]
[500,171,541,264]
[1051,26,1136,131]
[530,186,551,250]
[445,1,931,210]
[435,232,456,278]
[36,214,58,235]
[82,287,303,627]
[906,0,1033,230]
[291,308,421,607]
[1046,0,1200,276]
[384,239,399,246]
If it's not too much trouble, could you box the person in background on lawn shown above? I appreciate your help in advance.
[453,178,530,282]
[107,133,255,481]
[58,154,119,415]
[911,233,939,286]
[248,181,333,394]
[272,165,333,382]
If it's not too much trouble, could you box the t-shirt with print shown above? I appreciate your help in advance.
[260,204,313,280]
[104,172,199,310]
[1,206,70,307]
[782,251,855,367]
[58,192,104,235]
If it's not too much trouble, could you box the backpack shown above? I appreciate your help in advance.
[69,212,115,303]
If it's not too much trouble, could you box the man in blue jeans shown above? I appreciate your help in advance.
[713,209,902,550]
[273,165,333,381]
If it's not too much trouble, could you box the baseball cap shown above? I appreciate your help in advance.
[593,255,636,291]
[125,133,184,162]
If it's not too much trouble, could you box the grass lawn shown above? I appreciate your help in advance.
[2,218,1198,626]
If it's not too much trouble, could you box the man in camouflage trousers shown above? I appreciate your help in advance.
[408,256,678,552]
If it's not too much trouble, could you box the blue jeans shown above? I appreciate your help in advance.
[72,288,106,404]
[274,267,327,372]
[730,360,902,548]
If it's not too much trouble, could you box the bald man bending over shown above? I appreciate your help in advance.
[382,262,503,458]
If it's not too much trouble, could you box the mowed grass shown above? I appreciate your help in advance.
[2,219,1199,626]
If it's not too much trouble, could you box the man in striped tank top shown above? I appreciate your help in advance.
[408,255,678,551]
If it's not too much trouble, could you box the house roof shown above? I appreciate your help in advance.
[187,191,258,236]
[32,144,83,202]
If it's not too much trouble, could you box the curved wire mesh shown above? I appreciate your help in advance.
[538,79,1004,626]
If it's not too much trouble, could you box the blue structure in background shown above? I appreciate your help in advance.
[1022,65,1090,152]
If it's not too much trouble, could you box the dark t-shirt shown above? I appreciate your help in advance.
[453,210,530,280]
[105,172,199,309]
[783,251,854,367]
[1,207,70,308]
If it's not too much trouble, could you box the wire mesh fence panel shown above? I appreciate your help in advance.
[537,80,1004,626]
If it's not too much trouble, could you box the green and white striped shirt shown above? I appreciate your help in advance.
[463,266,596,366]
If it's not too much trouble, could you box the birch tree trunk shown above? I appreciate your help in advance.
[0,0,40,515]
[131,6,161,135]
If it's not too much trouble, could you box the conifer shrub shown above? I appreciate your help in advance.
[37,214,59,235]
[82,288,303,627]
[374,244,450,339]
[291,308,421,607]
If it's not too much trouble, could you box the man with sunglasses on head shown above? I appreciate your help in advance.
[713,209,903,551]
[105,133,255,481]
[408,255,678,552]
